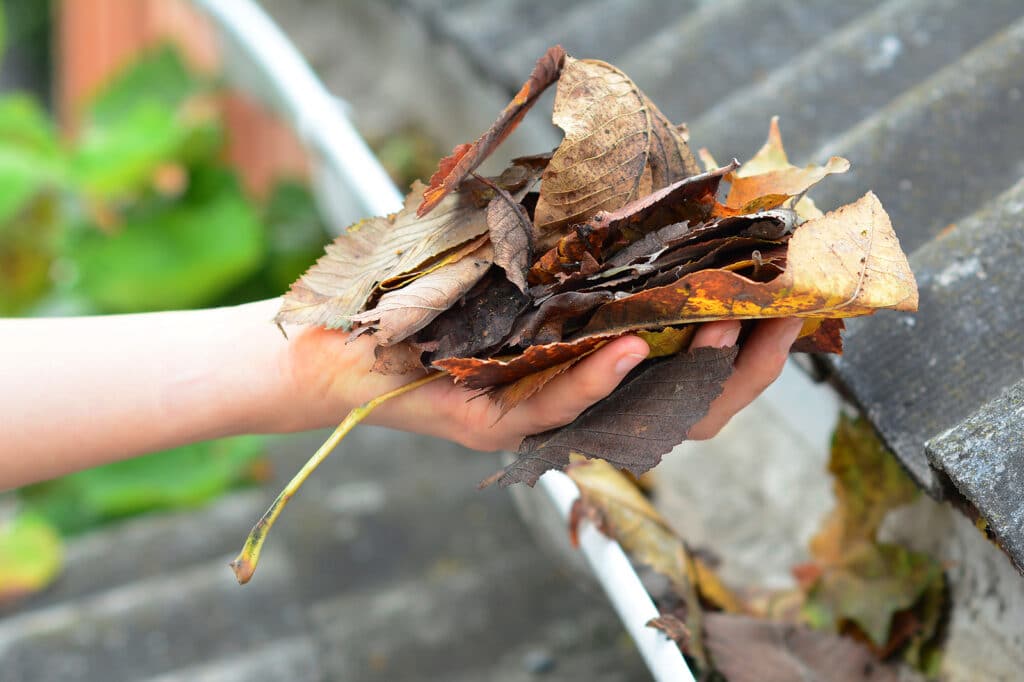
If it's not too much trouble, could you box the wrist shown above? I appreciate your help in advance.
[212,299,307,435]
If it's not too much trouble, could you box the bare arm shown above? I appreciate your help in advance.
[0,299,802,490]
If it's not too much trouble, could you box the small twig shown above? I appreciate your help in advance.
[230,371,447,584]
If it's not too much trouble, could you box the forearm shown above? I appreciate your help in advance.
[0,299,298,489]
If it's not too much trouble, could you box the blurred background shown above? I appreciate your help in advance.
[2,1,1024,681]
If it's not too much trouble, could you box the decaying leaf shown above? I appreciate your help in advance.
[567,458,743,613]
[434,333,620,389]
[418,45,566,217]
[486,354,587,418]
[803,543,943,652]
[566,459,718,666]
[492,345,738,488]
[800,416,946,657]
[276,180,489,329]
[636,326,695,358]
[811,416,920,563]
[647,613,691,645]
[581,192,918,336]
[704,613,903,682]
[508,290,615,346]
[484,178,535,292]
[420,268,530,363]
[351,242,493,345]
[791,317,846,354]
[533,56,700,235]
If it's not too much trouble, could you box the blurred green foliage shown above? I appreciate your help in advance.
[17,436,269,536]
[0,38,334,598]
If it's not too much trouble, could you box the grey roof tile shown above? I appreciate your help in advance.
[927,379,1024,570]
[830,179,1024,495]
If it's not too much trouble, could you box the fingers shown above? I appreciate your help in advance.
[687,317,804,440]
[690,319,742,350]
[495,335,650,449]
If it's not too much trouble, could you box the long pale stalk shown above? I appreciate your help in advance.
[231,371,446,584]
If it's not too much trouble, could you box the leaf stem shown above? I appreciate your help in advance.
[230,371,447,584]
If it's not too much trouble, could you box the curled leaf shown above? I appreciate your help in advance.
[533,56,700,234]
[277,181,489,329]
[351,242,493,345]
[434,334,620,389]
[417,46,566,216]
[724,117,846,220]
[581,192,918,336]
[481,176,535,292]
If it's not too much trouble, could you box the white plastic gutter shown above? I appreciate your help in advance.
[194,0,404,223]
[194,2,694,679]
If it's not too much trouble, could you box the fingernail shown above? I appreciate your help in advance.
[614,353,647,376]
[716,324,741,348]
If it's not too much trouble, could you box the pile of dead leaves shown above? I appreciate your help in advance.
[232,46,918,586]
[567,416,945,681]
[276,45,917,488]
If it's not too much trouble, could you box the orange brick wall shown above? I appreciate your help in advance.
[57,0,308,197]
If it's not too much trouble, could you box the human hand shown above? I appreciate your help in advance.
[277,313,805,451]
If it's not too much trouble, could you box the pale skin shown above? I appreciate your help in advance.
[0,298,804,490]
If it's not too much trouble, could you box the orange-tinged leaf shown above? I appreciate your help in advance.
[417,46,566,217]
[725,155,850,211]
[433,334,620,389]
[277,180,489,329]
[734,116,790,178]
[727,117,845,220]
[791,317,845,354]
[534,56,700,234]
[487,354,588,418]
[581,192,918,335]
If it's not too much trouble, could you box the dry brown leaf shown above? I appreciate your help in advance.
[350,242,494,345]
[533,56,700,234]
[420,269,530,362]
[704,613,901,682]
[509,291,616,346]
[417,46,565,217]
[581,192,918,336]
[277,180,489,329]
[498,345,738,487]
[726,155,850,212]
[481,177,535,292]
